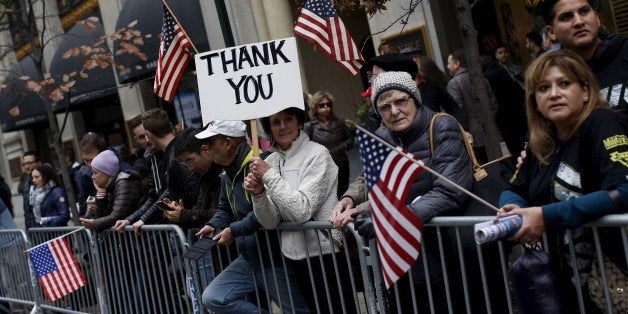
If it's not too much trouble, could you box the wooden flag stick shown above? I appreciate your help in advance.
[347,120,500,213]
[250,119,260,157]
[162,0,199,54]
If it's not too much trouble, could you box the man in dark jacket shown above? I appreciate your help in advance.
[195,120,308,313]
[20,151,42,228]
[447,49,498,163]
[116,109,199,232]
[540,0,628,116]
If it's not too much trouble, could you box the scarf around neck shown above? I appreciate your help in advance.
[29,181,55,224]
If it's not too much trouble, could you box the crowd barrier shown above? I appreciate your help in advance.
[0,215,626,314]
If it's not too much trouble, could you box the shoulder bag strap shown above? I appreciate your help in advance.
[428,113,484,178]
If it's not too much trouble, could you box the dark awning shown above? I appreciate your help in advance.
[0,57,48,132]
[114,0,209,83]
[49,20,117,109]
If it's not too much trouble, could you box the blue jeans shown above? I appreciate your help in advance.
[202,256,309,313]
[197,250,214,289]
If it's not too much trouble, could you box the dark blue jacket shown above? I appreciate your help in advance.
[28,186,70,228]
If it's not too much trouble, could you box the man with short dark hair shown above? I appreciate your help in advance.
[20,151,42,228]
[117,109,199,232]
[526,31,545,58]
[539,0,628,115]
[75,132,107,216]
[446,49,498,162]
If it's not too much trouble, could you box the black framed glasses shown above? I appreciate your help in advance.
[318,102,332,108]
[22,161,37,167]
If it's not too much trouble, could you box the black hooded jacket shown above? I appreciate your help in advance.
[588,30,628,116]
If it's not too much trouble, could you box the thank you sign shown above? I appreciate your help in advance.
[195,37,304,122]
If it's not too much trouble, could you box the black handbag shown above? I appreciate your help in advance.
[511,247,566,314]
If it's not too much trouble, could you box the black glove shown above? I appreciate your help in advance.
[351,211,375,239]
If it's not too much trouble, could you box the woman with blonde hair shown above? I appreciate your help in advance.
[499,50,628,312]
[304,91,354,198]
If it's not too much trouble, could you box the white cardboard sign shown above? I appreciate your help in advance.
[195,37,304,123]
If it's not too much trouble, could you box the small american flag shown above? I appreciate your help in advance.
[154,4,191,102]
[357,129,424,289]
[294,0,364,75]
[28,237,86,301]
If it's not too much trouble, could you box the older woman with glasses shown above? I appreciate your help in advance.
[304,91,354,198]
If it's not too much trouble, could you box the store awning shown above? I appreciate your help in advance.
[49,20,117,109]
[114,0,209,83]
[0,57,48,133]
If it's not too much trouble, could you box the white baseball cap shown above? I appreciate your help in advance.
[196,120,247,139]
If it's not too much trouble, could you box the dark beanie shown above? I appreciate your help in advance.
[365,53,418,79]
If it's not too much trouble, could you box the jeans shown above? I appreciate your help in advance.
[202,256,309,314]
[197,250,214,289]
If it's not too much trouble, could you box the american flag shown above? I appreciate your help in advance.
[154,4,191,102]
[357,129,424,289]
[28,237,86,301]
[294,0,364,75]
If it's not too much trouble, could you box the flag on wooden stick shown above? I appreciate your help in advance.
[357,128,424,289]
[154,3,192,102]
[28,237,86,301]
[294,0,364,75]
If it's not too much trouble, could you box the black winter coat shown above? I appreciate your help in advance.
[93,170,144,231]
[379,106,473,222]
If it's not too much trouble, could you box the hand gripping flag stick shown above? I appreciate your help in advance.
[349,121,500,213]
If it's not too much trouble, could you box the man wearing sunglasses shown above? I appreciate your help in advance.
[20,151,42,228]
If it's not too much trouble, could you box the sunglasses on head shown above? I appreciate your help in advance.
[318,102,332,108]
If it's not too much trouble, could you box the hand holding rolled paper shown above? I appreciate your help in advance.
[474,215,523,244]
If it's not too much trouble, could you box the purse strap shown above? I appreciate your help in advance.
[428,113,480,169]
[428,113,512,181]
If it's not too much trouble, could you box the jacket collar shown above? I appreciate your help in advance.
[225,142,252,178]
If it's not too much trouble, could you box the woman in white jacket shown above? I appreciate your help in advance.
[244,107,356,313]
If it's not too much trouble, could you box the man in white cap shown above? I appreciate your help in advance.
[195,120,309,313]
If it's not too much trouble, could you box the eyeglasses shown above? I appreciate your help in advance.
[376,96,411,115]
[181,155,197,167]
[318,102,332,108]
[22,161,37,167]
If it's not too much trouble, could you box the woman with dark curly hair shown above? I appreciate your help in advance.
[27,164,70,228]
[304,91,354,198]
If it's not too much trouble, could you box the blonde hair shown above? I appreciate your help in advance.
[308,91,336,120]
[525,50,606,165]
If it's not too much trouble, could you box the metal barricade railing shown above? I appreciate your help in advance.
[28,227,100,314]
[99,225,199,314]
[0,229,37,313]
[188,222,374,313]
[6,214,626,313]
[367,214,628,314]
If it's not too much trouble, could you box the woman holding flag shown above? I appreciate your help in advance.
[352,71,473,312]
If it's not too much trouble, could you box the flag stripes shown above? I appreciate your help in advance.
[154,5,192,102]
[29,237,86,301]
[294,0,363,75]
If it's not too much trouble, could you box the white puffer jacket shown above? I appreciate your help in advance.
[252,131,339,260]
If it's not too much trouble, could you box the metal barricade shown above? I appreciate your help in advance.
[188,222,374,313]
[99,225,199,314]
[28,227,100,314]
[0,229,37,313]
[367,214,628,314]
